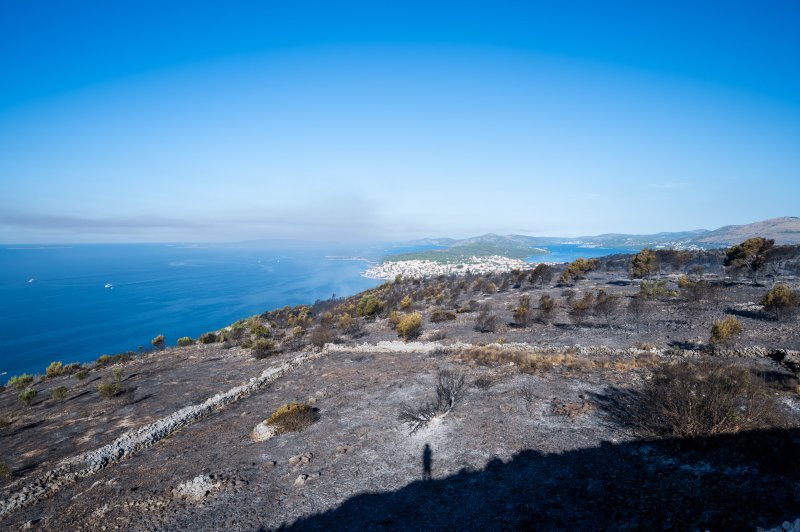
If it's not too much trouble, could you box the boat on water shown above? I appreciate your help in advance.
[104,283,114,289]
[27,278,37,283]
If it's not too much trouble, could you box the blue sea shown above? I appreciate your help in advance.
[0,242,636,378]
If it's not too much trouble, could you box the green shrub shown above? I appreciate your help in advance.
[400,295,413,310]
[177,336,194,347]
[761,284,799,321]
[51,386,68,401]
[18,388,37,406]
[98,381,122,399]
[252,338,276,360]
[74,369,90,380]
[639,280,675,300]
[396,312,423,341]
[266,402,316,434]
[357,294,384,317]
[151,334,165,348]
[710,316,743,346]
[45,361,63,379]
[8,374,34,390]
[98,367,124,399]
[430,310,456,323]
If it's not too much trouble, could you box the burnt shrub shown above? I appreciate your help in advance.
[474,311,497,333]
[537,294,557,324]
[513,295,533,327]
[266,402,316,434]
[601,360,792,438]
[430,309,456,323]
[199,332,219,344]
[309,325,336,348]
[398,369,465,433]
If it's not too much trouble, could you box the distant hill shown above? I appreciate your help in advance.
[695,217,800,245]
[399,217,800,257]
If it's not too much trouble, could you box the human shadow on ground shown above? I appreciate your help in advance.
[283,427,800,531]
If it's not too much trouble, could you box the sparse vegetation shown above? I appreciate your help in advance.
[8,374,34,391]
[98,367,124,399]
[710,316,743,347]
[266,402,316,434]
[0,460,10,479]
[603,360,791,438]
[461,345,657,374]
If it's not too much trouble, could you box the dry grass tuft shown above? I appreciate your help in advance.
[459,346,658,374]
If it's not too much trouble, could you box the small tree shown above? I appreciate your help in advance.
[568,292,595,326]
[760,284,799,321]
[724,237,775,284]
[626,295,652,334]
[529,264,554,288]
[710,316,743,347]
[593,289,620,328]
[630,248,658,279]
[537,294,557,324]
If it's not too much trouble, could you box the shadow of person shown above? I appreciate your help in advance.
[422,444,432,481]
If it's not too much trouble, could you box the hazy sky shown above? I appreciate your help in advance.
[1,1,799,243]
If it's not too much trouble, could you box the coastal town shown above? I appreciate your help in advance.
[363,255,531,279]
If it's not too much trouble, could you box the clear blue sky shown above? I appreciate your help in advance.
[1,1,799,243]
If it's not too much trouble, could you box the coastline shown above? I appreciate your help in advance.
[363,255,531,279]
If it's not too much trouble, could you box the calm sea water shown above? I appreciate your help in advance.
[0,244,382,377]
[0,242,637,378]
